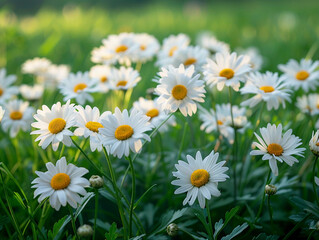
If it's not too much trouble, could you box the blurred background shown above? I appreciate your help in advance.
[1,0,319,77]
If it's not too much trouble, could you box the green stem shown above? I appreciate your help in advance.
[126,156,136,238]
[282,214,310,240]
[206,199,214,240]
[312,156,319,206]
[135,61,142,72]
[255,169,271,222]
[177,121,188,160]
[267,195,273,227]
[93,189,99,240]
[59,144,65,159]
[68,206,79,240]
[307,229,316,240]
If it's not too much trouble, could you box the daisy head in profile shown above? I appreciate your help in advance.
[155,64,206,117]
[59,72,99,105]
[108,66,141,91]
[309,130,319,157]
[1,99,35,138]
[171,150,229,208]
[31,100,77,151]
[296,94,319,116]
[196,32,230,57]
[240,71,291,111]
[203,52,251,91]
[0,68,19,105]
[31,157,90,211]
[278,58,319,92]
[99,107,153,158]
[74,105,111,152]
[251,123,305,176]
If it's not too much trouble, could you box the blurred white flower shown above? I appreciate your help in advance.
[0,69,19,104]
[196,32,230,57]
[20,84,44,101]
[108,66,141,90]
[0,106,5,122]
[237,47,263,71]
[132,33,160,63]
[296,94,319,116]
[89,65,112,93]
[22,57,52,76]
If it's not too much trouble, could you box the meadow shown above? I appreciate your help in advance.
[1,0,319,239]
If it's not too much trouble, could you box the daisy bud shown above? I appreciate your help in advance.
[89,175,104,188]
[265,184,277,196]
[309,130,319,157]
[166,223,179,237]
[316,221,319,231]
[77,224,93,238]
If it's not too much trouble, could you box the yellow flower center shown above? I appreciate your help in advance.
[317,103,319,109]
[100,76,108,83]
[267,143,283,156]
[217,120,223,125]
[74,83,87,93]
[219,68,234,79]
[169,46,177,57]
[184,58,197,66]
[316,142,319,146]
[116,80,127,87]
[50,173,71,190]
[295,70,309,81]
[116,45,128,53]
[140,45,147,51]
[114,125,134,140]
[85,121,103,133]
[10,111,23,120]
[146,108,159,119]
[172,85,187,100]
[0,88,3,96]
[190,169,210,188]
[48,118,66,134]
[260,86,275,93]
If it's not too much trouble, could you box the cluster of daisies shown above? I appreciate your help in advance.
[0,31,319,212]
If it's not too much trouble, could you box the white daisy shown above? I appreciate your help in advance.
[156,33,190,67]
[20,84,44,101]
[196,32,230,57]
[309,130,319,156]
[132,33,160,63]
[59,72,99,105]
[296,94,319,116]
[1,99,35,137]
[237,47,263,71]
[0,106,5,122]
[31,157,90,211]
[0,69,19,104]
[31,100,77,151]
[91,45,117,66]
[74,105,111,152]
[172,46,209,72]
[203,52,251,91]
[132,97,176,133]
[171,150,229,208]
[108,66,141,90]
[89,65,112,93]
[240,71,291,111]
[22,57,52,76]
[278,58,319,92]
[250,123,305,176]
[99,107,153,158]
[43,64,70,88]
[155,65,206,117]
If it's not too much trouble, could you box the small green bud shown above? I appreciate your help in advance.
[265,184,277,196]
[77,224,93,238]
[166,223,179,237]
[89,175,104,188]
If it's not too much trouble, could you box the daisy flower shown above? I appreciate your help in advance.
[31,100,77,151]
[108,66,141,90]
[278,58,319,92]
[132,33,160,63]
[171,150,229,208]
[31,157,90,211]
[0,106,5,122]
[155,65,206,117]
[172,46,209,72]
[59,72,99,105]
[203,52,251,91]
[132,97,176,132]
[0,69,19,104]
[296,94,319,116]
[250,123,305,176]
[196,32,230,56]
[20,84,44,101]
[99,107,153,158]
[156,33,190,67]
[237,47,263,71]
[309,130,319,156]
[89,65,112,93]
[74,105,111,152]
[240,71,291,110]
[91,45,117,66]
[22,57,52,76]
[43,64,70,88]
[1,99,35,137]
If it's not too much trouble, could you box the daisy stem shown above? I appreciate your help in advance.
[68,206,79,240]
[93,188,99,240]
[205,199,214,240]
[126,155,136,238]
[124,88,133,109]
[255,169,271,222]
[267,195,273,227]
[59,144,65,159]
[312,156,319,206]
[177,121,188,160]
[135,61,142,72]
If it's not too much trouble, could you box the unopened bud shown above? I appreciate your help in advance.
[77,224,93,238]
[265,184,277,196]
[89,175,104,188]
[167,223,179,236]
[309,131,319,157]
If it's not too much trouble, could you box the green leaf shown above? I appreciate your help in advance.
[130,234,146,240]
[252,233,280,240]
[214,206,240,239]
[221,223,249,240]
[13,192,26,209]
[290,196,319,218]
[134,184,157,210]
[105,222,118,240]
[48,216,67,240]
